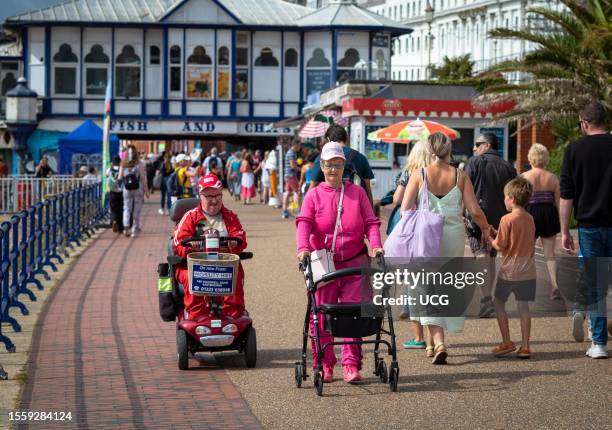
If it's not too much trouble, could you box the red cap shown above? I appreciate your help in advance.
[198,174,223,193]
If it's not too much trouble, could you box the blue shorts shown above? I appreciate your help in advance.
[495,278,536,302]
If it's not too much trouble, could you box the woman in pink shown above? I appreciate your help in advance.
[240,151,256,204]
[296,141,383,383]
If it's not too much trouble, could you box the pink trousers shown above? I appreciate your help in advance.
[310,254,369,370]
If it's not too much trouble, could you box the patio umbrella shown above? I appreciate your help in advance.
[298,109,348,138]
[367,118,460,143]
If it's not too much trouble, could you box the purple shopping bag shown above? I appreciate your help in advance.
[383,168,445,260]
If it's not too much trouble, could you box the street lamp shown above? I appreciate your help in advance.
[425,0,435,80]
[5,77,38,174]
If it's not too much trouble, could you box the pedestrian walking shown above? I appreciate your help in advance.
[157,151,173,215]
[118,144,149,238]
[488,177,537,359]
[203,147,224,177]
[309,125,375,207]
[464,133,517,318]
[227,151,242,200]
[522,143,561,300]
[560,101,611,359]
[35,156,53,178]
[240,151,256,204]
[283,141,301,218]
[296,142,383,383]
[261,151,271,204]
[400,132,492,364]
[299,151,317,197]
[106,155,124,233]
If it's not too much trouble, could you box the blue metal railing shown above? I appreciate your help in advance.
[0,182,106,353]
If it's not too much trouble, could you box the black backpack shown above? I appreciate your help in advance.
[123,168,140,190]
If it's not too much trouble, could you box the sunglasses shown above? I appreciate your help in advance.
[322,162,345,170]
[200,193,222,200]
[474,140,487,148]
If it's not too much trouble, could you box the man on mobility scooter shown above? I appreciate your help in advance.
[168,173,256,369]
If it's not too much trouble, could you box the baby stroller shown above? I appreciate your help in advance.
[295,255,398,396]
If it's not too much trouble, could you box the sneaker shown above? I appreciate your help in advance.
[492,341,516,357]
[0,367,7,380]
[342,365,362,383]
[478,297,496,318]
[608,321,612,337]
[403,339,427,349]
[572,312,585,342]
[282,210,289,219]
[323,365,334,383]
[123,229,130,238]
[585,343,608,359]
[130,229,136,238]
[158,208,164,215]
[516,347,531,359]
[111,221,118,233]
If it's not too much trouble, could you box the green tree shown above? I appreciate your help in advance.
[476,0,612,124]
[434,54,475,80]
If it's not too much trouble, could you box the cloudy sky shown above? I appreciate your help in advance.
[1,0,59,23]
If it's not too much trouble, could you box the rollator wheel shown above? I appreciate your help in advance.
[244,326,257,368]
[313,371,324,396]
[389,363,399,392]
[294,363,303,388]
[377,360,388,383]
[176,329,189,370]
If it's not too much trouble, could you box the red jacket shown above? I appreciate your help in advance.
[173,205,247,257]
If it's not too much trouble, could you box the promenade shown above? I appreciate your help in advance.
[9,196,611,429]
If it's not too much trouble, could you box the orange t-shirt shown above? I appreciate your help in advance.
[494,209,536,281]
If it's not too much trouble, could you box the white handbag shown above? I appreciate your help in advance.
[309,184,344,288]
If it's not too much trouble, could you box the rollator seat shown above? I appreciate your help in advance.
[318,303,383,338]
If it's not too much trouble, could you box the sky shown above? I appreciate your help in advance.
[0,0,59,24]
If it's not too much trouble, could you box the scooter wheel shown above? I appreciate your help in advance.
[294,363,303,388]
[313,371,324,396]
[389,363,399,392]
[378,360,388,383]
[176,329,189,370]
[244,326,257,368]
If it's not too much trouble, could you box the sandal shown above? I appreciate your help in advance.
[432,344,447,365]
[425,346,434,358]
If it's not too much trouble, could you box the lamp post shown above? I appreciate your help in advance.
[425,0,435,80]
[5,77,38,174]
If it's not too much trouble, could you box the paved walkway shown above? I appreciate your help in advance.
[19,201,259,429]
[18,195,611,429]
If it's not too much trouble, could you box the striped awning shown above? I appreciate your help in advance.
[342,98,514,120]
[298,110,348,139]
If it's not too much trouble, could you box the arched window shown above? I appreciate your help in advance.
[254,47,279,67]
[187,46,212,65]
[306,48,330,67]
[84,44,109,96]
[115,45,141,98]
[218,46,229,66]
[217,46,230,99]
[149,46,160,65]
[169,45,181,94]
[337,48,360,68]
[284,48,298,67]
[53,43,78,95]
[187,46,213,99]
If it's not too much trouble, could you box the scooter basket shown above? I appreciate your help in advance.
[319,304,383,338]
[187,252,239,296]
[158,263,177,322]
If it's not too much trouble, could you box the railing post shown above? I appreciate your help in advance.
[48,196,64,264]
[8,214,29,320]
[42,199,59,271]
[30,202,50,284]
[0,223,17,351]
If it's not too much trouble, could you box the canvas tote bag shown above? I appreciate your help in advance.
[310,184,344,287]
[383,168,445,261]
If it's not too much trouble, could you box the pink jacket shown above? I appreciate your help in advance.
[296,181,382,262]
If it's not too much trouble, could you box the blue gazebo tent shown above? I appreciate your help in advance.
[58,119,119,174]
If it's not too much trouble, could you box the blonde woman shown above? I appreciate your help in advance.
[522,143,561,299]
[392,142,433,350]
[400,132,491,364]
[118,144,149,238]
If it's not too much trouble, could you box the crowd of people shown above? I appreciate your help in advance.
[293,101,610,384]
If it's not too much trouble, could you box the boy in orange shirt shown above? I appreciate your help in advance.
[488,177,536,358]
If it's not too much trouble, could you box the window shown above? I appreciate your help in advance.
[235,32,249,100]
[217,46,230,99]
[53,43,78,95]
[284,48,298,67]
[149,46,160,65]
[254,47,279,67]
[115,45,141,98]
[187,46,213,99]
[169,45,181,94]
[84,44,109,96]
[337,48,360,82]
[306,48,330,67]
[400,5,403,18]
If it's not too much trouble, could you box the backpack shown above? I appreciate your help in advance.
[166,170,180,197]
[123,167,140,190]
[343,149,366,189]
[208,156,221,174]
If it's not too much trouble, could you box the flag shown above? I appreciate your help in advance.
[101,78,112,204]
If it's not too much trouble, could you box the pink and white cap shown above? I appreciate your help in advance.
[320,141,346,161]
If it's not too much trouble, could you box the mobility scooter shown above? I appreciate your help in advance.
[157,198,256,370]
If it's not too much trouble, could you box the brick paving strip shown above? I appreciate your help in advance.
[12,201,260,429]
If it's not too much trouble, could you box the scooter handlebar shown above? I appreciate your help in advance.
[180,236,244,248]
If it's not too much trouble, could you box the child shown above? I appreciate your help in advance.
[488,177,536,359]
